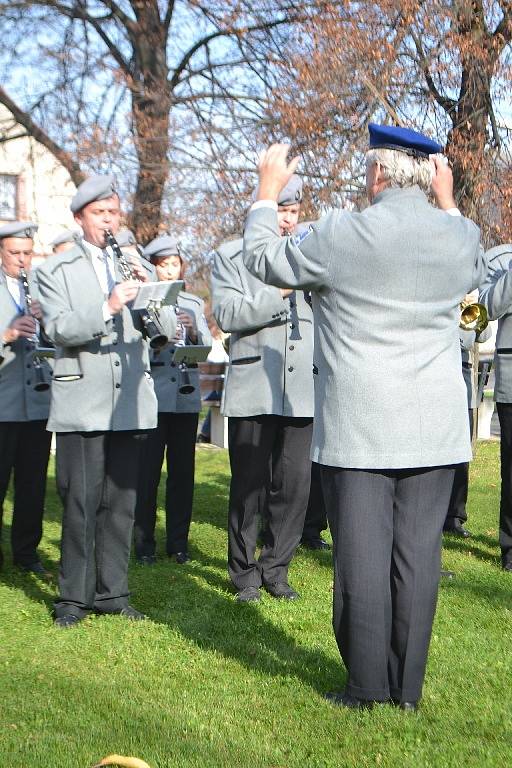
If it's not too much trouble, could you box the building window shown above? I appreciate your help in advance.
[0,175,17,220]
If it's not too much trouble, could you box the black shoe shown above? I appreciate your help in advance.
[324,691,374,710]
[502,561,512,572]
[301,536,331,551]
[264,582,300,600]
[54,614,82,629]
[236,586,261,603]
[196,434,209,443]
[443,520,471,538]
[440,569,455,579]
[118,605,147,621]
[136,554,157,566]
[171,551,190,565]
[17,561,51,577]
[391,698,419,712]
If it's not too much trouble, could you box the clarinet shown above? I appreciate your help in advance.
[174,307,195,395]
[19,269,50,392]
[104,229,168,350]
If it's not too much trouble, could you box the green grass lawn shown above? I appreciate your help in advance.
[0,441,510,768]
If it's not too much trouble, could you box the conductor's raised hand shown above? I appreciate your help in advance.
[256,144,300,202]
[430,154,456,211]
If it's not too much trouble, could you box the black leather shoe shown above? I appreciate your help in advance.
[54,614,82,629]
[136,554,157,566]
[440,569,455,579]
[502,561,512,572]
[324,691,374,710]
[173,551,190,564]
[443,520,471,538]
[301,537,331,551]
[391,698,419,712]
[17,561,51,577]
[236,586,261,603]
[264,582,300,600]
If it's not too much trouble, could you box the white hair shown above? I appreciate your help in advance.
[365,147,434,193]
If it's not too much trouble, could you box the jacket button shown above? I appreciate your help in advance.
[114,361,120,366]
[26,363,31,368]
[289,345,295,351]
[115,383,121,389]
[26,380,31,385]
[171,377,176,382]
[290,323,295,329]
[170,362,175,367]
[288,366,294,372]
[113,341,118,345]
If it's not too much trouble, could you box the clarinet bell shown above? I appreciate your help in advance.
[33,362,50,392]
[178,363,195,395]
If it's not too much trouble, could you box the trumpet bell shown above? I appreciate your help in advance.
[459,303,488,333]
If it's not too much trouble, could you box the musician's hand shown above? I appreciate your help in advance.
[177,310,197,343]
[257,143,300,202]
[107,281,140,314]
[2,315,37,343]
[127,259,149,283]
[430,154,457,211]
[30,300,43,321]
[280,288,294,298]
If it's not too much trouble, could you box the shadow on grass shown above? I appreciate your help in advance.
[445,577,512,609]
[442,531,501,566]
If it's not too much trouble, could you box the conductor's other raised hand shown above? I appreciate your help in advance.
[256,144,300,202]
[430,154,456,211]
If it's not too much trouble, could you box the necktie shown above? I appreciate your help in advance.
[102,250,115,294]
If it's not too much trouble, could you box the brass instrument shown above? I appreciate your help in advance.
[19,268,52,392]
[459,302,489,333]
[104,229,168,350]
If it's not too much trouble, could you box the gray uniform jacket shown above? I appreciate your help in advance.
[244,186,486,468]
[459,326,491,409]
[37,240,174,432]
[150,292,211,413]
[479,245,512,403]
[0,271,51,421]
[211,237,314,418]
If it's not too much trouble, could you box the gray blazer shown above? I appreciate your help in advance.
[36,240,174,432]
[459,326,491,409]
[211,237,314,418]
[243,186,486,468]
[150,292,211,413]
[479,245,512,403]
[0,271,51,421]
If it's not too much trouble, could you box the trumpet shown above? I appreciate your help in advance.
[105,229,168,350]
[459,301,489,333]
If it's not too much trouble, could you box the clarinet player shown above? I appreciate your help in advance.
[37,175,173,628]
[0,221,52,575]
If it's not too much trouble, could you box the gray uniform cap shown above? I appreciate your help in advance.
[278,174,303,206]
[0,220,38,240]
[144,235,180,261]
[70,174,118,213]
[50,229,81,248]
[116,229,138,248]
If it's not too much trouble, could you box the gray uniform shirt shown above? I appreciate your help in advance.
[243,187,486,469]
[150,292,211,413]
[37,240,174,432]
[479,245,512,403]
[0,271,51,421]
[211,238,314,418]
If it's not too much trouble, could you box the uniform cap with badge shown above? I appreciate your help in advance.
[0,221,38,240]
[50,229,81,248]
[278,174,303,206]
[70,174,118,213]
[143,235,181,261]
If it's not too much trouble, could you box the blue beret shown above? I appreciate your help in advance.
[70,174,118,213]
[50,229,81,248]
[143,235,181,261]
[368,123,442,158]
[116,229,138,248]
[278,174,303,206]
[0,220,37,240]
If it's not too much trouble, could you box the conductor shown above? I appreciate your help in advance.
[243,126,487,710]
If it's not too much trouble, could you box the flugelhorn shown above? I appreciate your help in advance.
[459,301,488,333]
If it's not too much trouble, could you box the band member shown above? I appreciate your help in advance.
[0,222,52,574]
[301,463,330,550]
[50,230,81,255]
[211,176,314,602]
[37,175,173,627]
[243,127,486,709]
[444,305,491,538]
[479,247,512,572]
[134,235,211,565]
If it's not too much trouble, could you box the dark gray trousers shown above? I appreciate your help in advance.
[54,430,144,618]
[445,410,473,526]
[497,403,512,565]
[228,415,313,589]
[321,464,455,703]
